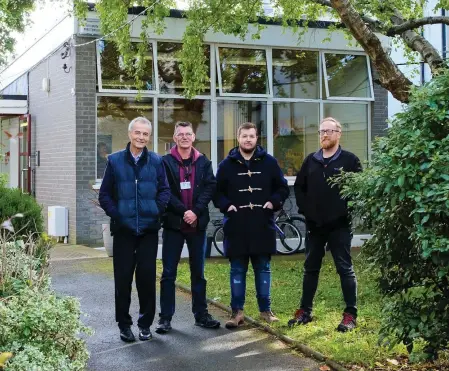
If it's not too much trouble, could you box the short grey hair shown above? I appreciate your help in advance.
[128,117,152,132]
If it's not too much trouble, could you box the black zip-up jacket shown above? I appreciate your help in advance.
[162,151,216,231]
[294,146,362,228]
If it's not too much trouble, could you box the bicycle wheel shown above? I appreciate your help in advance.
[212,226,224,256]
[275,222,302,255]
[288,216,307,252]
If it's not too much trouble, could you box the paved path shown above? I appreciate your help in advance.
[50,248,321,371]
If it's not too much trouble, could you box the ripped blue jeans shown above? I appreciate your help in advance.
[229,255,272,312]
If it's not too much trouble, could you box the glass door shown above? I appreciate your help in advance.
[18,115,31,193]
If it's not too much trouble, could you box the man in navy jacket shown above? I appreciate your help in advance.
[156,121,220,334]
[215,122,289,329]
[289,117,362,332]
[99,117,170,343]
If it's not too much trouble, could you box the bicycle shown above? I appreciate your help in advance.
[211,199,306,256]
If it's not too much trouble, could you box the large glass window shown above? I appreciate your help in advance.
[323,54,372,98]
[274,102,319,176]
[97,96,154,178]
[158,43,210,95]
[217,100,267,163]
[157,99,211,157]
[272,50,319,99]
[98,41,155,91]
[324,103,368,162]
[217,47,269,95]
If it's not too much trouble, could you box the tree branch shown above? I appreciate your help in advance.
[329,0,413,103]
[308,0,382,29]
[387,16,449,36]
[390,11,444,76]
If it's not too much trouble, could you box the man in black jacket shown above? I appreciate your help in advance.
[156,121,220,334]
[215,122,289,329]
[289,117,362,332]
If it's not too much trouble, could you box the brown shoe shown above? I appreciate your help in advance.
[260,310,279,324]
[225,309,244,329]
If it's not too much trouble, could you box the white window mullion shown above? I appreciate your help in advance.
[153,41,160,93]
[266,47,273,97]
[153,96,158,153]
[96,41,104,91]
[210,44,218,171]
[215,46,224,96]
[321,51,330,100]
[267,101,273,156]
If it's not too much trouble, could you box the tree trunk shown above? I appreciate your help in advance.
[330,0,413,103]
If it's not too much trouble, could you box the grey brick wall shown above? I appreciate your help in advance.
[74,36,107,246]
[29,39,77,243]
[372,68,389,139]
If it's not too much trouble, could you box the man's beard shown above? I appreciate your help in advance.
[320,138,338,150]
[239,144,257,154]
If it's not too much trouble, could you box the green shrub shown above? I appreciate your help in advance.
[0,236,90,370]
[0,187,43,236]
[0,173,7,188]
[336,68,449,358]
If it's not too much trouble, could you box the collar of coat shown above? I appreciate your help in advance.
[312,145,342,164]
[125,142,148,165]
[227,145,267,163]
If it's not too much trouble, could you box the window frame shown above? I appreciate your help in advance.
[96,40,159,95]
[321,51,374,101]
[215,44,273,98]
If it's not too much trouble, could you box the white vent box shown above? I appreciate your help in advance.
[48,206,68,237]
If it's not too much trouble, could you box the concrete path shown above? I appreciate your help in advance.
[49,247,321,371]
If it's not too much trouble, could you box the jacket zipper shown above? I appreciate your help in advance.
[135,178,139,234]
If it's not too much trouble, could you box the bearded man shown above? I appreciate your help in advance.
[289,117,362,333]
[215,122,289,329]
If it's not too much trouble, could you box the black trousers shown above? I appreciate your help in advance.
[160,229,208,320]
[113,229,158,329]
[300,226,358,316]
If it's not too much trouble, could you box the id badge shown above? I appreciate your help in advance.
[180,181,191,190]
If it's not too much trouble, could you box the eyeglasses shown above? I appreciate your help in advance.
[318,129,340,136]
[175,132,193,138]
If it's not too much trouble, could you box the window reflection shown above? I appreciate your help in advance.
[217,101,267,162]
[218,48,268,95]
[97,96,154,178]
[98,41,154,91]
[272,49,319,99]
[158,99,211,157]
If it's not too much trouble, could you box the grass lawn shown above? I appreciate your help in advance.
[164,250,449,370]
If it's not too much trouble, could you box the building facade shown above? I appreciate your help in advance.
[0,7,389,245]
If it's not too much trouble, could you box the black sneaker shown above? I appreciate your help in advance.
[337,312,357,332]
[138,327,153,341]
[195,312,221,329]
[119,326,136,342]
[287,309,313,327]
[155,318,172,334]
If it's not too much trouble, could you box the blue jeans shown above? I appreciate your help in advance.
[160,229,208,320]
[229,255,272,312]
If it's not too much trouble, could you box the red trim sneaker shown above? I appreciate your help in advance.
[337,312,357,332]
[287,309,313,327]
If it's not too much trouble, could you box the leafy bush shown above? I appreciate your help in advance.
[0,187,43,236]
[0,173,7,188]
[337,68,449,358]
[0,235,90,370]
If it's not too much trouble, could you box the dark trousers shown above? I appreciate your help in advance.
[229,254,272,312]
[160,229,208,320]
[113,230,158,329]
[300,226,358,316]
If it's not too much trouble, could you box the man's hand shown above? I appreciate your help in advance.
[227,205,237,212]
[183,210,198,225]
[263,201,273,209]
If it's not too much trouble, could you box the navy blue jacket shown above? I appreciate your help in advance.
[99,143,171,235]
[294,146,362,229]
[162,150,216,231]
[215,146,289,257]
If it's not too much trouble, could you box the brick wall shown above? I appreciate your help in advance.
[74,36,107,245]
[29,39,77,242]
[372,68,389,139]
